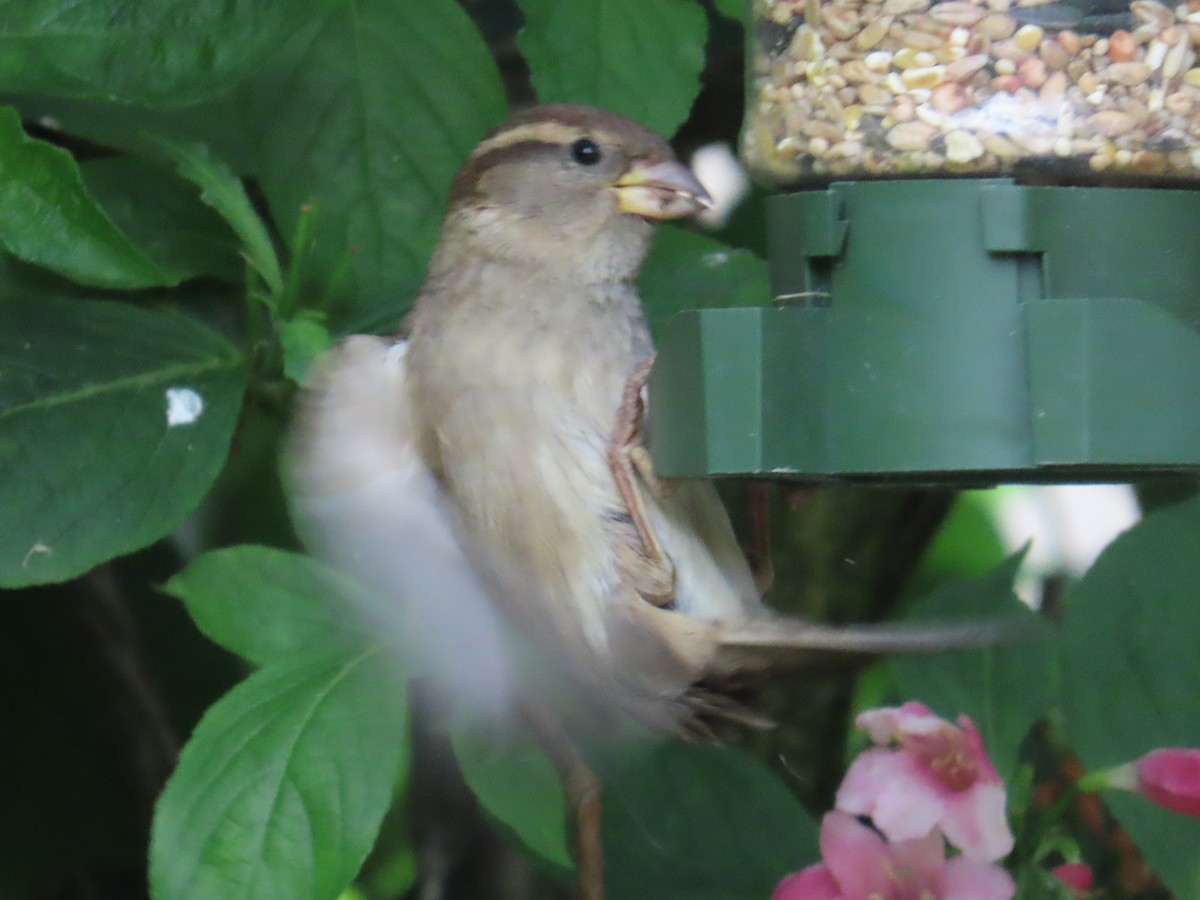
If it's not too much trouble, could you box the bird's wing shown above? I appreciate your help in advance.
[286,335,514,717]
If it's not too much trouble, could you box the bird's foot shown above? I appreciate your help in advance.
[608,355,675,607]
[676,686,776,742]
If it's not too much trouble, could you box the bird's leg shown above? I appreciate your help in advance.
[521,702,605,900]
[746,482,775,596]
[608,355,675,606]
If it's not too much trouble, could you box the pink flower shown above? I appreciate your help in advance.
[771,812,1015,900]
[1051,862,1093,897]
[1107,748,1200,816]
[836,702,1014,861]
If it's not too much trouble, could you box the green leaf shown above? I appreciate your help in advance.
[452,728,571,870]
[1061,495,1200,898]
[150,137,283,297]
[915,490,1007,583]
[164,546,382,667]
[0,0,333,106]
[12,93,263,178]
[639,227,769,340]
[150,646,408,900]
[0,106,175,288]
[890,551,1054,781]
[246,0,507,318]
[81,156,243,284]
[712,0,746,22]
[280,316,333,385]
[0,294,247,587]
[600,742,817,900]
[517,0,708,136]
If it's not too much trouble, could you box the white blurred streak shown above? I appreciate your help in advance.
[286,336,514,719]
[690,143,751,229]
[993,484,1141,604]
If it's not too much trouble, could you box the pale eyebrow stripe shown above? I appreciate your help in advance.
[470,122,586,158]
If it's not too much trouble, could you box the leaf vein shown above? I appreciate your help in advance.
[0,354,241,422]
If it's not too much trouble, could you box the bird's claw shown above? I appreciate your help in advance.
[608,355,676,607]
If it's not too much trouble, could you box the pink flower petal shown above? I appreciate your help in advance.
[1136,748,1200,816]
[955,715,1003,784]
[1051,862,1093,893]
[866,772,946,843]
[820,811,896,898]
[836,748,924,816]
[940,856,1017,900]
[887,828,949,876]
[856,702,937,745]
[795,811,1013,900]
[772,865,844,900]
[939,782,1014,862]
[844,704,1014,862]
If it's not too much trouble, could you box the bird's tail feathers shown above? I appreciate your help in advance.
[714,612,1045,671]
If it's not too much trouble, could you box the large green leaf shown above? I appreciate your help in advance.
[165,546,382,667]
[890,552,1054,781]
[600,742,818,900]
[0,295,247,587]
[0,106,175,288]
[150,646,408,900]
[0,0,332,105]
[517,0,707,136]
[1061,496,1200,898]
[81,156,242,285]
[914,490,1007,585]
[639,226,769,341]
[12,92,263,178]
[452,728,571,870]
[246,0,507,320]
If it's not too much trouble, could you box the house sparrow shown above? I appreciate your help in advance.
[288,104,1022,739]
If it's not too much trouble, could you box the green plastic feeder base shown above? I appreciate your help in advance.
[648,179,1200,483]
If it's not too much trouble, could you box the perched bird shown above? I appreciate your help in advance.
[288,104,1020,741]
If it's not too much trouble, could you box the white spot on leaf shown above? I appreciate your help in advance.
[166,387,204,427]
[22,543,51,567]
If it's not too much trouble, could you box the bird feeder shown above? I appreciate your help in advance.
[649,0,1200,482]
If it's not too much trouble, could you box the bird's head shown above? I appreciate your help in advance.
[436,104,710,284]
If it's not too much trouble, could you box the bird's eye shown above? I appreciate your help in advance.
[571,138,602,166]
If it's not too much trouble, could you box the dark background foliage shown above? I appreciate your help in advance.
[1,1,1199,898]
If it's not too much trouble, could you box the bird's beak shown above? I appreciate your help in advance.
[612,159,712,220]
